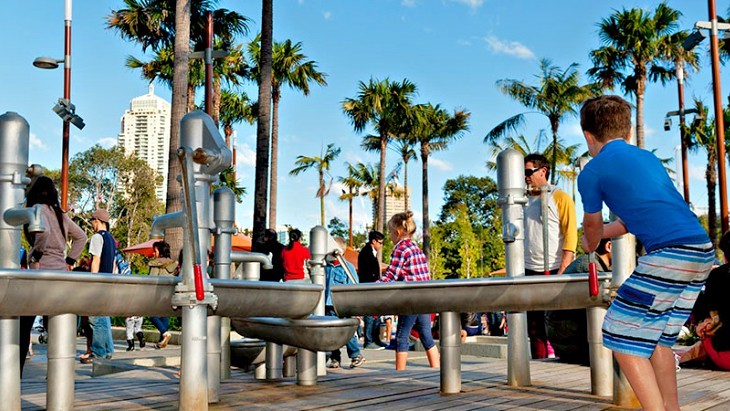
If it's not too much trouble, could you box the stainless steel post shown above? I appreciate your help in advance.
[212,187,236,381]
[296,348,317,386]
[0,112,34,411]
[205,316,221,403]
[265,343,283,380]
[611,233,639,407]
[46,314,76,411]
[309,226,328,377]
[587,306,612,396]
[496,148,531,387]
[241,262,260,281]
[283,355,297,377]
[439,311,461,394]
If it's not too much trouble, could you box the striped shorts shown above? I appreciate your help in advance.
[602,242,715,358]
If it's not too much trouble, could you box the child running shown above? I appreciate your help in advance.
[379,211,440,370]
[578,95,714,411]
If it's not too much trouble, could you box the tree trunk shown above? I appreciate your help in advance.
[635,76,646,149]
[348,196,353,247]
[708,150,718,250]
[187,83,196,113]
[550,119,558,185]
[165,0,192,259]
[212,77,221,126]
[269,90,280,229]
[252,0,273,244]
[403,159,409,211]
[421,142,430,258]
[377,135,387,236]
[319,169,325,226]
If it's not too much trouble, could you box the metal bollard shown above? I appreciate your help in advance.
[296,348,317,386]
[439,311,461,394]
[283,354,297,377]
[308,226,328,377]
[46,314,76,411]
[587,306,612,396]
[496,148,531,387]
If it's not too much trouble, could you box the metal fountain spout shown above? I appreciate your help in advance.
[4,204,45,233]
[150,211,186,239]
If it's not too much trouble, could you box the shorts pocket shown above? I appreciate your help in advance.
[616,284,655,307]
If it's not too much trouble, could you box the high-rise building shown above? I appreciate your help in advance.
[374,184,411,227]
[117,85,171,203]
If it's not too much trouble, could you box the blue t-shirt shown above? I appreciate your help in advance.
[578,139,708,252]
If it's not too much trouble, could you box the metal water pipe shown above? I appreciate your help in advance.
[496,148,531,387]
[212,187,236,381]
[0,112,40,411]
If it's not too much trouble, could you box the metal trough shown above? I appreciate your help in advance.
[331,273,612,317]
[0,270,322,319]
[230,316,359,352]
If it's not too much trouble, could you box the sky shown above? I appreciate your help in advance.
[0,0,728,235]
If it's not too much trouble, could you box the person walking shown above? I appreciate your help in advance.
[578,95,714,411]
[148,240,178,348]
[255,228,285,282]
[81,208,117,364]
[358,231,387,349]
[21,176,87,374]
[379,211,439,370]
[523,153,577,359]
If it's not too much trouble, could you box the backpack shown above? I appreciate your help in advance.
[115,250,132,275]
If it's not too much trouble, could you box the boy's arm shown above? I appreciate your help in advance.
[581,212,604,253]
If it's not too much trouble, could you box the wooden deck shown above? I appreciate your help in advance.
[19,355,730,410]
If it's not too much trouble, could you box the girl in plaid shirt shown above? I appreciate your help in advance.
[380,211,440,370]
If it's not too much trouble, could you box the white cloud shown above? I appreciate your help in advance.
[97,137,117,148]
[323,11,332,20]
[401,0,416,7]
[236,142,256,167]
[451,0,485,11]
[484,35,535,60]
[429,157,453,171]
[29,132,47,150]
[563,123,584,139]
[457,39,472,47]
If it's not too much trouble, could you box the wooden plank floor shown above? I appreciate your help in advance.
[19,356,730,410]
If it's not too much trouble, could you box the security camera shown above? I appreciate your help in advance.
[52,98,85,130]
[664,118,672,131]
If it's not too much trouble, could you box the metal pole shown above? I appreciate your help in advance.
[204,11,213,118]
[180,305,208,410]
[46,314,76,411]
[540,185,550,275]
[611,233,640,407]
[0,112,33,411]
[309,226,327,377]
[496,149,531,387]
[265,343,283,380]
[709,0,729,233]
[587,306,612,396]
[296,348,317,386]
[676,60,691,203]
[60,0,71,211]
[439,311,461,394]
[213,188,235,380]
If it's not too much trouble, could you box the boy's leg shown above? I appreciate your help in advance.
[650,345,680,411]
[613,352,665,410]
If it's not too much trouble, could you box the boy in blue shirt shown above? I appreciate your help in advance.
[578,95,714,411]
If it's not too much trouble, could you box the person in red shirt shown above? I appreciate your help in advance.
[281,229,311,282]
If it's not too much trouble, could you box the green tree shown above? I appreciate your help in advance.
[362,136,418,211]
[487,59,597,181]
[413,103,470,257]
[348,162,380,227]
[248,36,328,228]
[338,162,364,247]
[440,175,499,228]
[289,143,341,226]
[454,205,479,279]
[588,3,682,148]
[429,224,448,280]
[327,217,348,239]
[343,78,418,234]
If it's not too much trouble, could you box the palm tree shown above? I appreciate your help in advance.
[685,99,719,249]
[361,135,418,211]
[414,103,470,257]
[219,89,255,148]
[248,36,328,228]
[343,78,417,234]
[289,143,342,226]
[253,0,273,244]
[338,162,364,247]
[350,162,380,222]
[588,3,682,149]
[486,59,597,183]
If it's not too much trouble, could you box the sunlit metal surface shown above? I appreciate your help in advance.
[230,316,359,352]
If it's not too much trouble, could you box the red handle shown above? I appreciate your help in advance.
[588,261,599,297]
[544,270,550,276]
[194,264,205,301]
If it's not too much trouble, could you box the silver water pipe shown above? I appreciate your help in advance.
[231,251,273,269]
[540,185,550,275]
[309,226,327,377]
[496,148,531,387]
[150,211,186,239]
[4,205,44,233]
[0,112,32,411]
[611,232,639,407]
[439,311,461,394]
[212,187,236,380]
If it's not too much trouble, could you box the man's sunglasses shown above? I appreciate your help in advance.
[525,167,542,177]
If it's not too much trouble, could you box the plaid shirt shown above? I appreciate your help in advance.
[380,238,431,282]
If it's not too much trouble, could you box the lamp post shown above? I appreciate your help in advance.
[689,0,730,233]
[33,0,78,211]
[675,59,691,203]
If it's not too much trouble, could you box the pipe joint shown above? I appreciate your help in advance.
[4,205,45,232]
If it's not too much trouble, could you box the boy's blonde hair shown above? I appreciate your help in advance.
[387,211,417,237]
[580,95,632,143]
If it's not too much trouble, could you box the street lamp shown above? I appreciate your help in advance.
[33,0,83,211]
[688,0,730,233]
